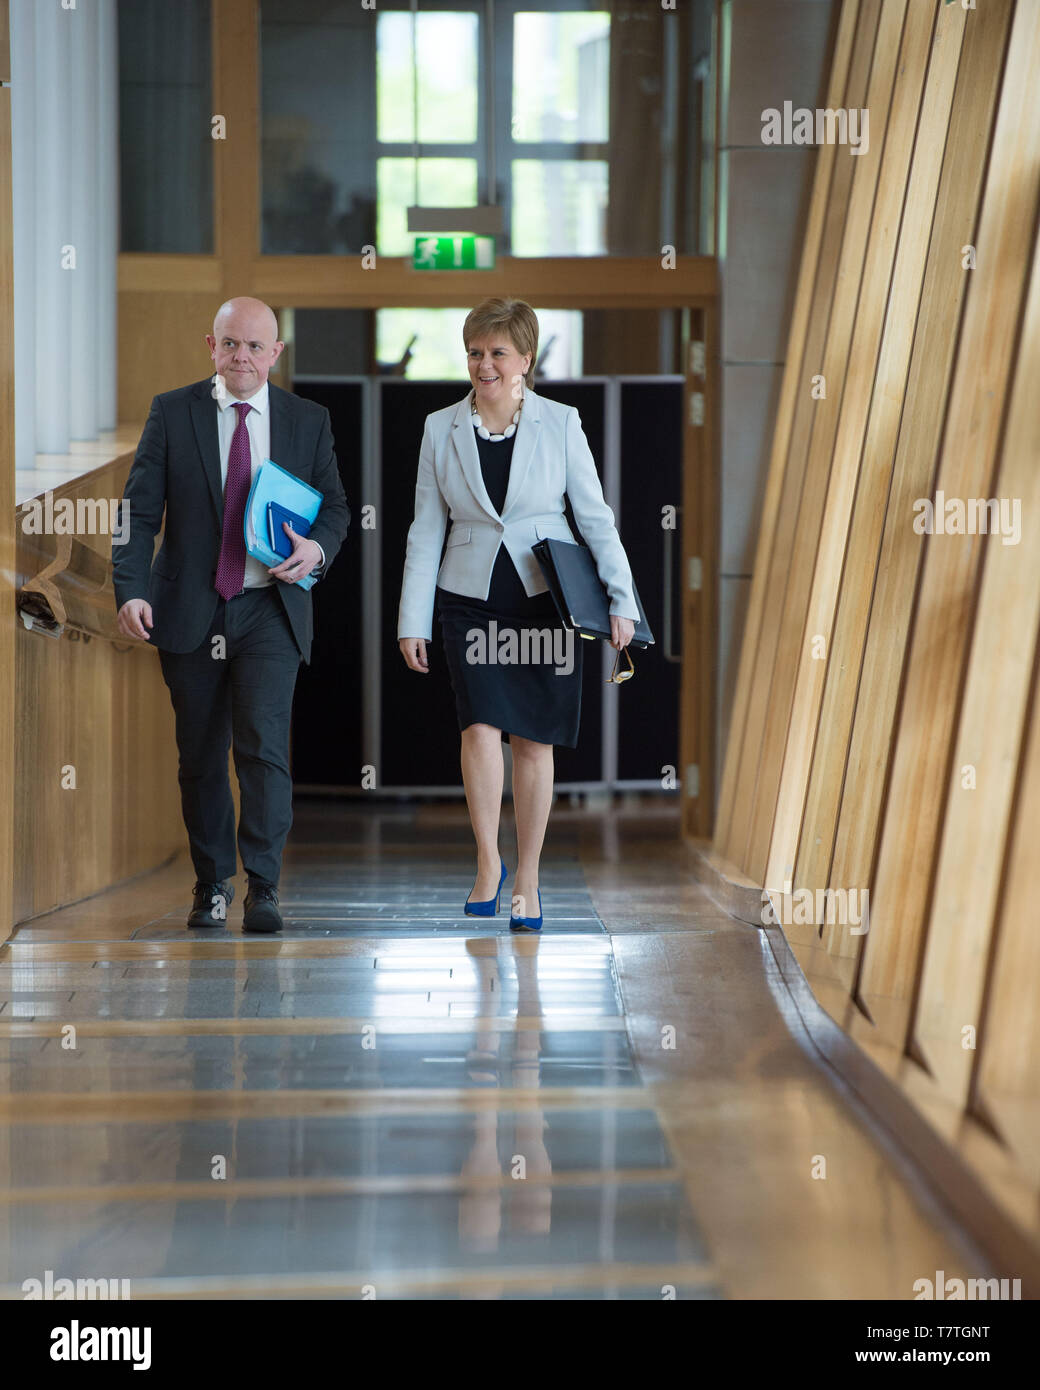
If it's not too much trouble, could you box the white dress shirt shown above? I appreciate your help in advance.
[216,380,324,588]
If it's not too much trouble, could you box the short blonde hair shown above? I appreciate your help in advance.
[463,297,539,380]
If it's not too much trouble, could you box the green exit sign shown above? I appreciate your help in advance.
[412,235,496,270]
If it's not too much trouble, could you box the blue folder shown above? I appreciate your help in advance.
[268,501,313,558]
[243,459,324,591]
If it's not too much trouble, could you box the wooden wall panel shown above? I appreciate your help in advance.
[13,459,183,925]
[718,0,881,866]
[714,0,866,856]
[713,0,1040,1253]
[13,623,183,923]
[913,178,1040,1106]
[117,290,224,424]
[213,0,259,296]
[743,0,909,883]
[16,621,114,918]
[766,0,961,901]
[116,259,719,424]
[977,640,1040,1183]
[680,300,720,837]
[859,0,1040,1044]
[813,0,1013,934]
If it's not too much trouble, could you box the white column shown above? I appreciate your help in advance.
[67,0,100,439]
[96,0,118,432]
[15,0,118,468]
[33,0,71,454]
[68,0,99,441]
[9,0,36,477]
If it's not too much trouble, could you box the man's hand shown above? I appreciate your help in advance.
[117,599,154,642]
[399,638,429,673]
[269,523,322,584]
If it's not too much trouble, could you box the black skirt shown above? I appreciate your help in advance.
[437,546,584,748]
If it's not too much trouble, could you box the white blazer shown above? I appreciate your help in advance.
[397,387,639,640]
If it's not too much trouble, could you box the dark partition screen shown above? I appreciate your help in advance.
[381,380,607,788]
[290,381,363,785]
[617,381,683,783]
[530,381,606,786]
[380,382,470,788]
[290,377,678,794]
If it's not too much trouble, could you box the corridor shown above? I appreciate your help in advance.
[0,801,989,1300]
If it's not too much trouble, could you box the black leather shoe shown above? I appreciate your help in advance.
[188,880,234,928]
[243,882,283,933]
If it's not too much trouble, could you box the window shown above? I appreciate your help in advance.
[509,10,610,254]
[512,12,609,142]
[260,1,697,257]
[377,11,478,143]
[376,307,583,379]
[512,160,607,256]
[376,159,478,257]
[119,0,213,253]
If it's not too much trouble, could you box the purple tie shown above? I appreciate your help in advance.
[214,401,253,600]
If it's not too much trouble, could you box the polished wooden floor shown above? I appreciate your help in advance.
[0,798,993,1299]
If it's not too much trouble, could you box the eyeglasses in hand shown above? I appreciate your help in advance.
[606,644,635,684]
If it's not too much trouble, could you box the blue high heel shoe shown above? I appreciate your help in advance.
[465,858,508,917]
[509,888,543,931]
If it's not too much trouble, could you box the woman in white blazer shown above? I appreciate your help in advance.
[398,298,638,930]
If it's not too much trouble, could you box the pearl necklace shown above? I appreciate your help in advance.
[470,391,523,441]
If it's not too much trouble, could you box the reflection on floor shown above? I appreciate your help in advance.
[0,799,992,1299]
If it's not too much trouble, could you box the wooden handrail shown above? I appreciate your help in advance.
[15,450,146,645]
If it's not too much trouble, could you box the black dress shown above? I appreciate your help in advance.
[436,428,584,747]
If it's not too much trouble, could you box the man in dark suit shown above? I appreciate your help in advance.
[112,297,350,933]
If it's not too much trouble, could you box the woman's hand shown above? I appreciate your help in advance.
[610,616,635,650]
[399,638,429,672]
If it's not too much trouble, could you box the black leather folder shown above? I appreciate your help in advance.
[531,537,655,649]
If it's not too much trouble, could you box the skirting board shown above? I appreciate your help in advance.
[762,921,1040,1296]
[686,840,1040,1293]
[686,840,764,924]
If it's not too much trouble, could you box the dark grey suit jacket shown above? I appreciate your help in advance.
[112,378,351,663]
